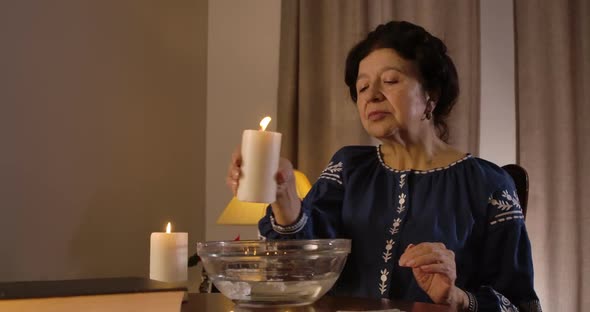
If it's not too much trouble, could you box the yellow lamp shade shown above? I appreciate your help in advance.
[216,169,312,225]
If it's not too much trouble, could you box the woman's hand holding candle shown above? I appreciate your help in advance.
[227,148,301,226]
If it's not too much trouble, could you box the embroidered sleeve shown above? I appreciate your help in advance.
[474,287,521,311]
[487,188,525,226]
[469,185,542,311]
[270,212,309,235]
[319,161,343,184]
[471,287,542,312]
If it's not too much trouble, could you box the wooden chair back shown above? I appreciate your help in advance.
[502,164,529,219]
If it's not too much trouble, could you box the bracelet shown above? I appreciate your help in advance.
[270,212,308,235]
[465,290,477,312]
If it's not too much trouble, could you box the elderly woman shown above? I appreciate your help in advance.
[227,21,541,312]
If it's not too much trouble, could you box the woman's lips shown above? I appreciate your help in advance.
[368,111,389,121]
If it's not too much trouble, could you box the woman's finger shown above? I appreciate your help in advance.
[225,176,238,195]
[416,263,455,278]
[401,252,444,268]
[226,163,239,181]
[231,146,242,166]
[399,243,432,265]
[399,242,451,266]
[226,145,243,195]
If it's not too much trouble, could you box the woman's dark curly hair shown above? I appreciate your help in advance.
[344,21,459,142]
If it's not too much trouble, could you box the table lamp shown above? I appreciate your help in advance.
[216,170,312,225]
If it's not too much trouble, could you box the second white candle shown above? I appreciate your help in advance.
[238,129,282,203]
[149,222,188,283]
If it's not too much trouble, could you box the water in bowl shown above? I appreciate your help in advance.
[213,272,340,307]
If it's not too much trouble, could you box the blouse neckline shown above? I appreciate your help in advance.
[376,145,472,174]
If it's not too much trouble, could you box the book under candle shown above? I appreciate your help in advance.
[0,277,186,312]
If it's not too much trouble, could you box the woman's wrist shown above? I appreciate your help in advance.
[450,286,469,311]
[271,199,301,226]
[272,178,302,225]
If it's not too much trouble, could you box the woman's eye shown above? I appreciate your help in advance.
[358,86,368,93]
[384,80,398,85]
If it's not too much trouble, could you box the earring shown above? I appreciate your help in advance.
[421,111,433,121]
[423,95,434,121]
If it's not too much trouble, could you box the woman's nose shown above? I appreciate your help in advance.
[367,86,385,103]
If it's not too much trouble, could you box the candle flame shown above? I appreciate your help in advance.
[166,222,171,233]
[259,116,271,131]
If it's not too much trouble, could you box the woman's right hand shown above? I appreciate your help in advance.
[272,158,302,225]
[226,147,302,226]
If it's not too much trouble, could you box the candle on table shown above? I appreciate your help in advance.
[149,222,188,283]
[237,116,282,203]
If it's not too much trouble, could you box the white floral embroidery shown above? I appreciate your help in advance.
[379,269,389,294]
[382,239,394,262]
[492,289,519,312]
[502,190,521,209]
[319,161,343,184]
[489,189,525,225]
[396,193,407,214]
[490,198,513,211]
[389,218,401,235]
[489,189,521,212]
[378,171,409,297]
[502,190,513,201]
[323,162,342,173]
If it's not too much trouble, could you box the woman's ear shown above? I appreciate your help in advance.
[426,89,440,110]
[425,94,436,110]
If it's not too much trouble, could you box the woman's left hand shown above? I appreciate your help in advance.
[399,243,467,308]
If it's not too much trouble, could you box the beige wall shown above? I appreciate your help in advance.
[0,0,207,287]
[205,0,281,240]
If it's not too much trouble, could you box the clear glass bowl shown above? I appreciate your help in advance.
[197,239,351,307]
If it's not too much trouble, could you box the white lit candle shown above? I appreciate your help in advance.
[150,222,188,283]
[237,116,282,203]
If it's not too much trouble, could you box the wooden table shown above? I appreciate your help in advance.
[182,293,451,312]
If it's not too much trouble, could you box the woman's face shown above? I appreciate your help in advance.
[355,48,430,141]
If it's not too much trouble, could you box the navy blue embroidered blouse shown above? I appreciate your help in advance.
[259,145,541,312]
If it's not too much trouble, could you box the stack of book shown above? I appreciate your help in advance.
[0,277,187,312]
